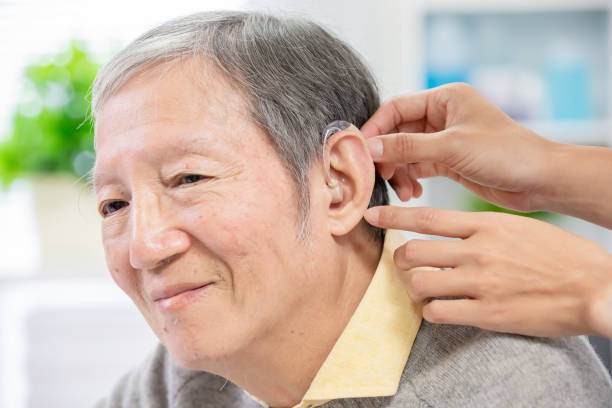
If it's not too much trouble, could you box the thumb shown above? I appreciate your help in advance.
[366,131,449,165]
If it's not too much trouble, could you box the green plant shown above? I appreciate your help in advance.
[463,191,558,222]
[0,40,100,188]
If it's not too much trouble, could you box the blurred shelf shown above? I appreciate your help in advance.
[425,0,610,13]
[423,8,610,141]
[519,118,611,146]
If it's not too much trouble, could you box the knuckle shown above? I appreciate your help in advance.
[403,240,421,259]
[393,240,418,266]
[447,82,474,95]
[485,277,503,298]
[487,302,508,329]
[396,133,416,156]
[388,96,404,111]
[445,126,464,147]
[479,213,504,235]
[408,270,428,299]
[393,246,403,264]
[415,208,438,231]
[472,250,489,267]
[393,246,403,265]
[495,211,516,224]
[386,97,404,131]
[377,207,394,227]
[441,125,458,141]
[484,212,517,237]
[490,211,510,223]
[438,128,464,167]
[423,300,446,324]
[473,276,490,297]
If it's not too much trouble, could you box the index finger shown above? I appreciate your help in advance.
[364,206,480,238]
[361,90,430,138]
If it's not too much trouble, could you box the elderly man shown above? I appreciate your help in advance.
[92,11,611,408]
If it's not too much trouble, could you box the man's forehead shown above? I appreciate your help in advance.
[94,128,224,176]
[94,58,251,156]
[95,57,249,132]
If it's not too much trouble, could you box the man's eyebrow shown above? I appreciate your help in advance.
[91,135,220,192]
[92,169,116,193]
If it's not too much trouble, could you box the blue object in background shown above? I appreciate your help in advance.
[426,69,469,89]
[426,16,471,90]
[425,11,607,121]
[546,61,591,120]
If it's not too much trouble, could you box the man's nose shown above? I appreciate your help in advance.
[129,192,190,271]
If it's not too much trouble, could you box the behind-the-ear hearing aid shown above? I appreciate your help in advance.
[322,120,352,203]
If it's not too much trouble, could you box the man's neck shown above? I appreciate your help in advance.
[215,228,383,407]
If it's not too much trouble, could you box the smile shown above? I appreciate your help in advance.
[152,282,215,311]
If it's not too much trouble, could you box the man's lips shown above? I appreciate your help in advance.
[151,282,214,302]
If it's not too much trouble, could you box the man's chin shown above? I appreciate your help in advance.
[164,334,241,372]
[169,350,208,371]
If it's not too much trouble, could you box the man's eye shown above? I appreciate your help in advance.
[177,174,207,185]
[100,201,129,217]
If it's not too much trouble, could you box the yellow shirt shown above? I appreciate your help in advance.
[246,230,423,407]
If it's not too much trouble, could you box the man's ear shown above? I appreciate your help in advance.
[322,126,375,236]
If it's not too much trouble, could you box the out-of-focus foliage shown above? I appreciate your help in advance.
[0,40,99,189]
[464,192,558,222]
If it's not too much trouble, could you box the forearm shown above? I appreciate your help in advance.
[536,143,612,229]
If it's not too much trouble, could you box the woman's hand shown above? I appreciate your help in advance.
[365,205,612,338]
[361,83,559,213]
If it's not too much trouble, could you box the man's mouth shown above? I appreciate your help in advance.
[151,282,215,310]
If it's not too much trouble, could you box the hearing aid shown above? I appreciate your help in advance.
[322,120,352,203]
[327,177,343,203]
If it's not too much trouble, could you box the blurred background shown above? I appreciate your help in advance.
[0,0,610,406]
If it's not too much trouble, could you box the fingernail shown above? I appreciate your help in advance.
[367,138,383,159]
[380,165,395,180]
[365,207,379,224]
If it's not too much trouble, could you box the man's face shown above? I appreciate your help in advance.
[93,61,331,369]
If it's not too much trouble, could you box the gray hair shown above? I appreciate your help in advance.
[90,11,388,242]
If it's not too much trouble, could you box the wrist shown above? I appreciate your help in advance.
[583,248,612,337]
[528,141,574,213]
[587,277,612,338]
[531,142,612,226]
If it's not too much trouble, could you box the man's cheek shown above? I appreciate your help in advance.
[108,265,133,297]
[103,243,133,293]
[188,201,263,252]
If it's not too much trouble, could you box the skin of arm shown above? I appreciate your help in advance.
[541,143,612,228]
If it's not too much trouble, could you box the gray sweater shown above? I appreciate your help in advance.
[95,321,612,407]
